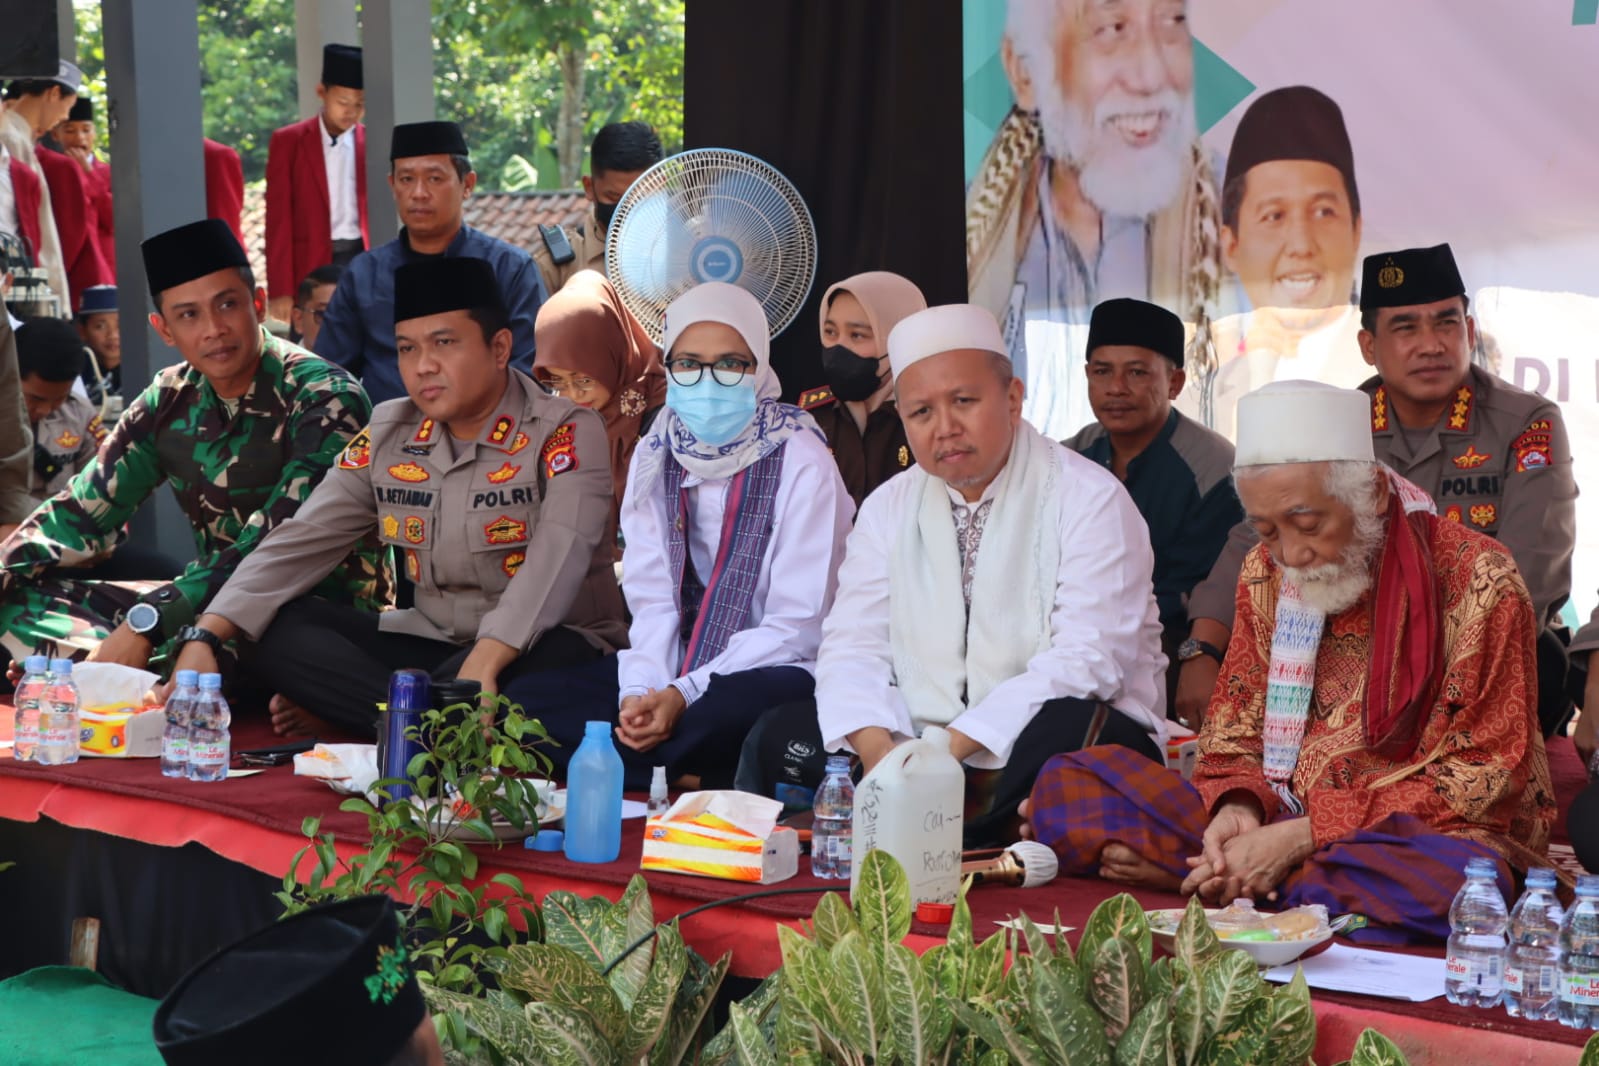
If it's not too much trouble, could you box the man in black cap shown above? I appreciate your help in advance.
[265,43,368,325]
[0,218,390,671]
[1065,298,1241,716]
[316,120,546,405]
[171,256,624,737]
[154,896,443,1066]
[1192,85,1366,439]
[52,95,118,279]
[1183,243,1578,736]
[76,284,122,408]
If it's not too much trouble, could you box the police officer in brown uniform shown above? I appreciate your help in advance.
[798,272,926,507]
[1180,243,1578,736]
[169,257,626,736]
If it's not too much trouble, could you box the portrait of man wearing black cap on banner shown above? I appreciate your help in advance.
[1183,242,1577,739]
[0,218,390,673]
[265,43,368,326]
[315,120,547,406]
[1187,86,1366,440]
[1065,298,1241,714]
[154,896,444,1066]
[170,256,624,739]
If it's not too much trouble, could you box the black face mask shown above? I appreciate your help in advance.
[821,345,887,402]
[594,200,617,230]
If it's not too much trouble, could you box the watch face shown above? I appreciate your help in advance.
[128,602,160,633]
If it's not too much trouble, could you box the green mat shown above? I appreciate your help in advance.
[0,967,164,1066]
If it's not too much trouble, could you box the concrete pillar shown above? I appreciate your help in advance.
[99,0,205,561]
[294,0,360,119]
[362,0,435,245]
[57,0,75,64]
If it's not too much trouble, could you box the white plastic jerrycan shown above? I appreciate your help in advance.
[849,725,965,906]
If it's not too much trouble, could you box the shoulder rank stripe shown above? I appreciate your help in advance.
[799,385,835,411]
[487,415,515,446]
[412,418,436,444]
[1445,385,1474,432]
[1370,387,1388,433]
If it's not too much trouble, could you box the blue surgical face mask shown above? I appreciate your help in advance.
[668,376,758,445]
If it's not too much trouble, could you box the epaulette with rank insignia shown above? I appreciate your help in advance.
[798,385,836,411]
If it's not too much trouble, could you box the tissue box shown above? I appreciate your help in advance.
[1165,723,1198,781]
[80,706,165,757]
[640,791,799,884]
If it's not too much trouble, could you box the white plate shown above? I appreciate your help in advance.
[1145,908,1334,970]
[549,790,651,820]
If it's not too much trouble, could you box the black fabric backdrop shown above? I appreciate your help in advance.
[684,0,967,401]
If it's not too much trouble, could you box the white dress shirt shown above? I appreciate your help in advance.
[618,429,855,706]
[322,118,361,241]
[0,143,16,243]
[816,443,1167,769]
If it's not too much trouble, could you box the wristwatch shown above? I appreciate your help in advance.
[125,601,162,637]
[1177,638,1225,665]
[175,625,225,658]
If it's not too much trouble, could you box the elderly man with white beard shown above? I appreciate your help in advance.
[966,0,1220,435]
[1021,380,1555,945]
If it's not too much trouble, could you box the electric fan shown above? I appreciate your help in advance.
[604,149,817,345]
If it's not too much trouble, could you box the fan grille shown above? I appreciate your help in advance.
[605,149,817,345]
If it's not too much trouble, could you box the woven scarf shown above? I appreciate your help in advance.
[1263,469,1437,814]
[663,442,787,676]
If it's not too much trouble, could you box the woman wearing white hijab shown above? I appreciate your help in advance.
[511,283,856,789]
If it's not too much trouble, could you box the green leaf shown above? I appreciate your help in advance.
[1198,949,1265,1041]
[884,942,954,1062]
[1195,996,1272,1066]
[1089,935,1150,1043]
[525,1001,623,1065]
[619,922,687,1061]
[1175,896,1222,973]
[810,890,857,950]
[954,1002,1052,1066]
[1346,1028,1410,1066]
[1013,912,1055,963]
[1582,1032,1599,1066]
[1263,969,1316,1066]
[1115,995,1174,1066]
[543,887,630,973]
[609,875,658,1009]
[1026,955,1114,1066]
[727,1001,778,1066]
[1080,894,1153,975]
[424,984,541,1061]
[1172,963,1206,1066]
[852,848,913,948]
[966,925,1009,1000]
[1146,955,1179,1004]
[650,948,730,1066]
[496,943,627,1046]
[830,932,891,1062]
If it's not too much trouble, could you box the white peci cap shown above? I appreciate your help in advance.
[886,304,1006,380]
[1235,380,1375,467]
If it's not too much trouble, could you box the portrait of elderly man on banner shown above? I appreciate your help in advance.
[965,0,1221,440]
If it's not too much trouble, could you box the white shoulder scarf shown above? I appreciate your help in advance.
[889,421,1061,730]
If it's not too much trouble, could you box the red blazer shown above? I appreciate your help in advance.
[264,115,369,299]
[35,145,111,308]
[7,157,42,266]
[88,158,115,277]
[203,138,245,247]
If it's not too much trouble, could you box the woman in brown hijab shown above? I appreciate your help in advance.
[797,271,927,506]
[533,270,666,512]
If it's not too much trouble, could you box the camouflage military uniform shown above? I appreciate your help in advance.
[0,328,393,662]
[29,393,105,505]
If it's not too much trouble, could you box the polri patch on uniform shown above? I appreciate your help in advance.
[1445,505,1463,524]
[1513,420,1552,473]
[483,514,529,545]
[56,430,82,449]
[502,550,525,577]
[387,462,430,483]
[1452,446,1490,469]
[542,422,578,478]
[487,462,521,485]
[505,431,531,455]
[405,549,421,582]
[487,415,515,447]
[404,516,426,544]
[1469,503,1498,528]
[338,428,372,469]
[382,514,400,539]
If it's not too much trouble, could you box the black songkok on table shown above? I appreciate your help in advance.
[1359,243,1466,312]
[152,896,425,1066]
[140,219,250,302]
[1086,297,1186,368]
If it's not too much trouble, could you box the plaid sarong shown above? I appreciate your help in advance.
[1029,746,1508,945]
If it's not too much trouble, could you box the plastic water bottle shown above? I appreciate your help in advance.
[564,721,623,863]
[1444,855,1508,1007]
[811,754,855,880]
[12,655,49,762]
[1559,874,1599,1028]
[34,659,80,766]
[160,670,200,778]
[186,673,231,782]
[1505,867,1564,1021]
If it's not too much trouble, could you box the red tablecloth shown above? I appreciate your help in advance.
[0,716,1589,1062]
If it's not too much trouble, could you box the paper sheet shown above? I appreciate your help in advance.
[1263,943,1445,1001]
[994,919,1075,935]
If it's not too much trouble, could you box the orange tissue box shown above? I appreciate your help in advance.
[640,790,799,884]
[79,704,165,757]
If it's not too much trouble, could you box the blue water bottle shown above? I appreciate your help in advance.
[377,669,429,801]
[564,720,623,863]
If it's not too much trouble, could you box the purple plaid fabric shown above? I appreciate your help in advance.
[664,443,786,676]
[1029,748,1506,945]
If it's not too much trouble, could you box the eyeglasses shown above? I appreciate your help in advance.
[543,374,600,396]
[667,355,755,388]
[295,307,327,324]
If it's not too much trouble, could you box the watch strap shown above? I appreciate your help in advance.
[1182,638,1226,665]
[176,625,225,657]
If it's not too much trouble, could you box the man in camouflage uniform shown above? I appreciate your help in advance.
[15,316,105,506]
[1179,244,1578,736]
[170,257,623,737]
[0,218,391,668]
